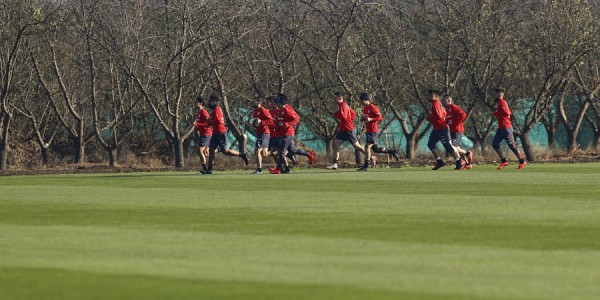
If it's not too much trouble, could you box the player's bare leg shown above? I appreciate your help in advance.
[358,143,374,171]
[455,146,473,169]
[326,139,344,170]
[253,147,264,174]
[199,146,208,172]
[202,147,217,174]
[351,141,366,155]
[223,149,249,166]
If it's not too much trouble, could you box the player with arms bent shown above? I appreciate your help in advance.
[358,92,399,171]
[492,88,526,170]
[201,95,249,174]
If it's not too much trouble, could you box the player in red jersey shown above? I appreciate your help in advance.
[326,92,365,170]
[492,88,526,170]
[193,97,212,173]
[201,95,249,174]
[269,94,315,174]
[250,97,273,174]
[265,96,282,166]
[357,93,399,171]
[426,89,462,170]
[443,95,473,170]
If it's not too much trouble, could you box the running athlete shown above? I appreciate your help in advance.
[443,95,473,170]
[326,92,366,170]
[251,97,273,174]
[426,89,462,170]
[492,88,526,170]
[193,97,212,173]
[201,95,249,174]
[269,94,315,174]
[358,92,399,171]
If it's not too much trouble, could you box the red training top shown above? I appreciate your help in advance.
[333,102,356,131]
[252,106,273,135]
[268,108,278,137]
[427,99,448,131]
[362,103,383,133]
[273,104,300,137]
[494,98,512,129]
[445,103,467,133]
[209,106,227,134]
[194,108,212,136]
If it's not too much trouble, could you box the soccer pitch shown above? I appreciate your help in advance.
[1,164,599,300]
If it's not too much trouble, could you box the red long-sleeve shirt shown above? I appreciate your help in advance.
[494,98,512,129]
[362,103,383,133]
[427,99,448,131]
[273,104,299,137]
[445,103,467,133]
[333,102,356,131]
[252,106,273,135]
[209,106,227,134]
[268,108,278,137]
[194,108,212,136]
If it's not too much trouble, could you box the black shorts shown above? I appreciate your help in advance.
[269,137,281,150]
[278,135,294,155]
[255,134,270,149]
[197,135,211,147]
[450,132,463,147]
[427,127,454,153]
[366,132,379,145]
[335,130,358,144]
[209,133,229,152]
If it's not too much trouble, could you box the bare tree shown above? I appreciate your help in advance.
[572,54,600,150]
[509,1,598,160]
[0,0,47,170]
[103,0,212,167]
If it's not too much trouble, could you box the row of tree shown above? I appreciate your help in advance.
[1,0,599,170]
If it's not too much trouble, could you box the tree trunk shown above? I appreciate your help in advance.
[235,134,248,155]
[470,130,490,153]
[471,140,481,153]
[559,96,590,153]
[593,131,600,150]
[41,145,49,165]
[108,147,117,167]
[74,137,85,164]
[405,132,418,160]
[74,120,85,164]
[0,113,10,170]
[354,148,362,165]
[565,131,577,153]
[541,116,558,152]
[325,137,334,156]
[568,101,590,153]
[173,137,185,168]
[546,128,556,152]
[517,131,535,162]
[474,136,488,153]
[480,139,489,153]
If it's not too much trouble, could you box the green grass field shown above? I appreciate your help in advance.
[1,163,599,300]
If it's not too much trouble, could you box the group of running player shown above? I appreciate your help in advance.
[193,88,526,174]
[194,94,316,175]
[425,88,526,170]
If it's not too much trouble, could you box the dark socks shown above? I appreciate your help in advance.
[296,149,309,157]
